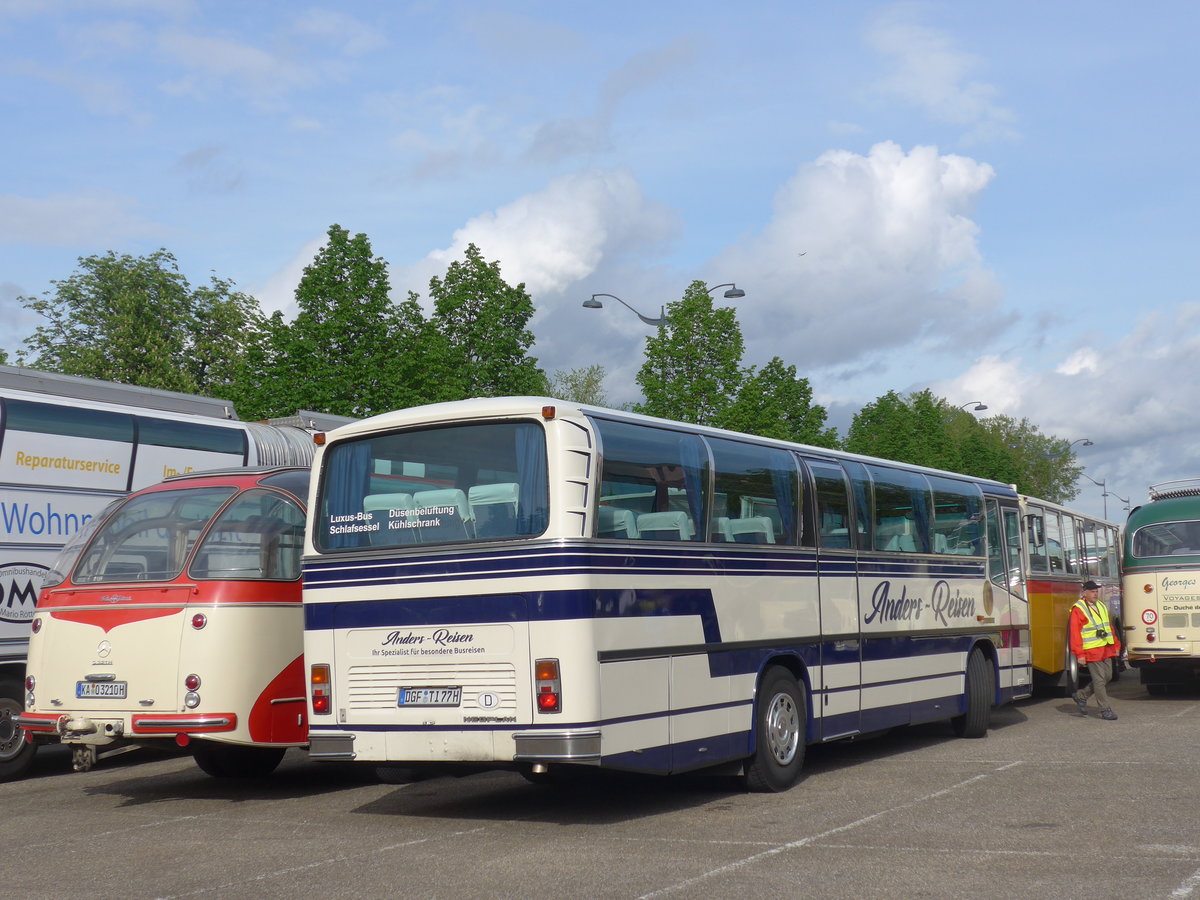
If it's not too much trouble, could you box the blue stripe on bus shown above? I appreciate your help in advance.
[302,545,984,590]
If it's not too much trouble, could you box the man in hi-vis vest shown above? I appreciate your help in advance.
[1070,580,1122,720]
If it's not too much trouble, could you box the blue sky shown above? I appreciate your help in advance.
[2,0,1197,521]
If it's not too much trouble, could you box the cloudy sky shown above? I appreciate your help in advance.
[2,0,1197,522]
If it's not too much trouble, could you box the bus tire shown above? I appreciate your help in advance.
[0,680,36,782]
[192,742,286,779]
[952,649,992,738]
[744,667,806,793]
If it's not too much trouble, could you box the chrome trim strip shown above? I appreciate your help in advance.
[512,730,601,762]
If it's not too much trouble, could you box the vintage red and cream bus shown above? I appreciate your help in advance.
[18,466,310,777]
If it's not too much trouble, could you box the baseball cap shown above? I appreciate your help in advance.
[1081,580,1100,591]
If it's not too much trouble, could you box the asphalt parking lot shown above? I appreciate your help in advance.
[7,675,1200,900]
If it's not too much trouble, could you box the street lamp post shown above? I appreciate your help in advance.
[1078,471,1110,519]
[581,293,665,326]
[958,401,988,413]
[582,283,746,327]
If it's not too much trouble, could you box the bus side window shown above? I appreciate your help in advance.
[1026,508,1049,573]
[708,438,799,545]
[1060,515,1079,573]
[592,418,709,541]
[805,460,853,550]
[1044,511,1066,572]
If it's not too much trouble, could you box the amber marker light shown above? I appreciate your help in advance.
[313,432,326,445]
[541,405,556,420]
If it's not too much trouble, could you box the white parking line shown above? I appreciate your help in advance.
[637,761,1024,899]
[153,827,488,899]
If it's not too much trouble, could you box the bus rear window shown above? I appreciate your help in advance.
[315,421,549,551]
[72,487,235,584]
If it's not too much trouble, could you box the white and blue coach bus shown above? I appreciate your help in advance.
[302,398,1031,791]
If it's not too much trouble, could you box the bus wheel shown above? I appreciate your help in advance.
[744,668,806,793]
[952,649,993,738]
[0,680,37,782]
[192,742,286,779]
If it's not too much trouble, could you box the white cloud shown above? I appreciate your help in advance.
[0,190,160,245]
[714,141,1006,371]
[157,28,312,107]
[866,6,1019,143]
[397,169,677,299]
[933,304,1200,512]
[289,9,387,57]
[251,234,326,319]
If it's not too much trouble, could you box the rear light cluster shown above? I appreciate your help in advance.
[184,673,201,709]
[310,664,331,715]
[25,674,35,708]
[534,658,561,713]
[31,617,41,634]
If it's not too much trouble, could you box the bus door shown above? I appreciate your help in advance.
[985,499,1032,694]
[806,459,861,739]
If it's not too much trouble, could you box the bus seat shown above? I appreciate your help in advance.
[469,483,519,538]
[715,516,732,542]
[598,506,639,539]
[728,516,774,544]
[413,488,474,540]
[636,511,695,541]
[820,527,851,549]
[363,492,416,544]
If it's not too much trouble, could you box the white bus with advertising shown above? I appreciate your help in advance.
[302,397,1033,791]
[0,364,336,779]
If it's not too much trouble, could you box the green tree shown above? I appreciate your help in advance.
[845,390,920,463]
[424,244,546,401]
[18,249,263,397]
[635,281,745,426]
[249,225,426,419]
[977,415,1083,503]
[724,356,837,446]
[549,365,609,406]
[846,391,1082,503]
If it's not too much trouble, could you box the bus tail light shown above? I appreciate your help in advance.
[311,664,332,715]
[184,673,201,708]
[534,658,561,713]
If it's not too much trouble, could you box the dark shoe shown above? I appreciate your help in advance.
[1101,709,1118,721]
[1073,696,1087,716]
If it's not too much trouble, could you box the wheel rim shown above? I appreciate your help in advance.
[0,698,24,762]
[764,690,800,765]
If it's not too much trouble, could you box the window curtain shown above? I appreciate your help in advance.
[325,441,370,549]
[516,425,548,535]
[679,436,705,540]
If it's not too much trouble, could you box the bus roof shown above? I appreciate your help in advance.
[322,395,1019,497]
[0,364,237,419]
[1126,493,1200,530]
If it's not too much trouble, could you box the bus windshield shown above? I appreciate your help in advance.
[315,420,549,551]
